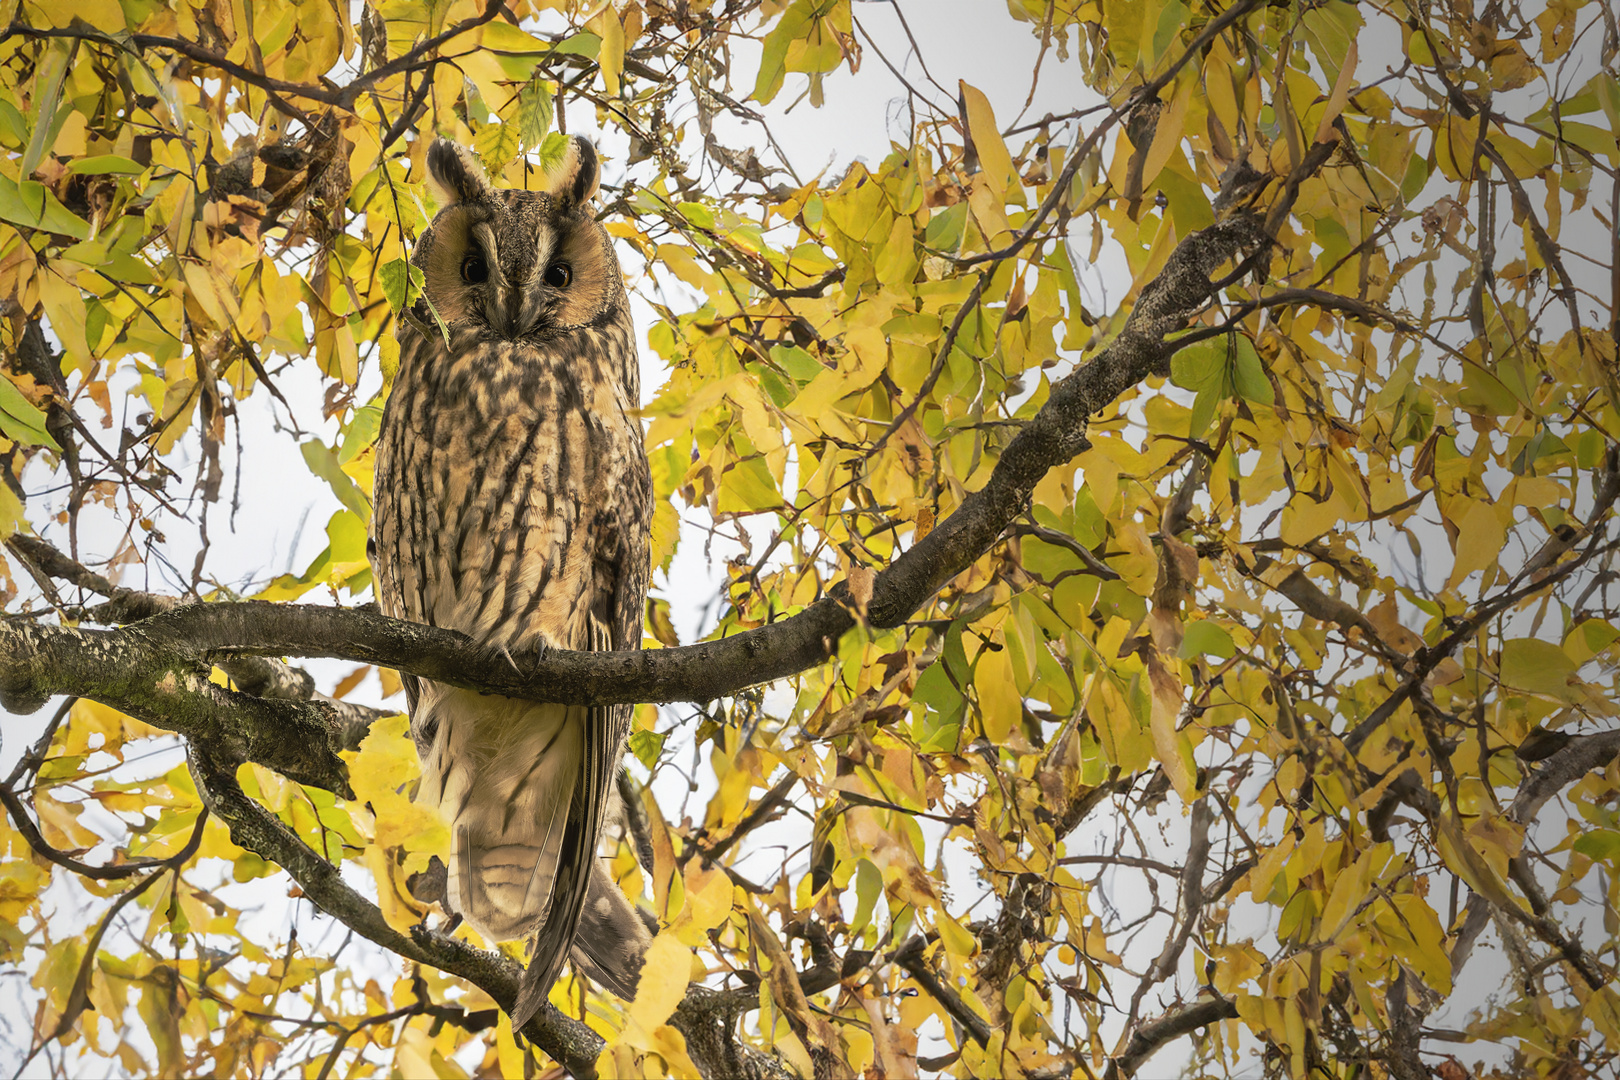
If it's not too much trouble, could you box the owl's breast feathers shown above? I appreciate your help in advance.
[374,318,649,654]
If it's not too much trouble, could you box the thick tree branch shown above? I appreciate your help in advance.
[0,617,362,795]
[4,534,389,726]
[1104,997,1239,1079]
[2,217,1272,755]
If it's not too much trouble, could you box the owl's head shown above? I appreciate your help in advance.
[411,135,623,339]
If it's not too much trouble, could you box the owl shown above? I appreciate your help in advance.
[371,135,653,1027]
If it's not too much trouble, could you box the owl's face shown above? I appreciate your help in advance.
[413,136,622,340]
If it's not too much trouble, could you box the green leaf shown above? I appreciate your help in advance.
[554,32,601,59]
[21,42,71,179]
[1170,337,1227,392]
[1574,830,1620,862]
[514,79,554,151]
[1147,0,1190,70]
[924,203,967,252]
[677,201,716,230]
[850,858,882,936]
[752,0,822,104]
[474,120,521,175]
[301,440,372,523]
[1231,336,1274,404]
[1188,386,1220,437]
[0,175,89,238]
[758,367,795,408]
[0,379,60,451]
[629,729,666,770]
[1499,637,1578,700]
[537,132,572,175]
[715,454,781,513]
[379,258,411,315]
[770,344,824,384]
[0,98,26,148]
[1180,620,1235,659]
[68,155,145,175]
[339,402,384,464]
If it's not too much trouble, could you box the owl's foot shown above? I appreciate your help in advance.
[497,641,550,676]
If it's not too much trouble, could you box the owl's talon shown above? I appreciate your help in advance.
[495,644,523,677]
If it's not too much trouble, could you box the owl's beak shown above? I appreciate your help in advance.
[494,283,545,338]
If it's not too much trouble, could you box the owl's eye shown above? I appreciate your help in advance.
[544,263,573,289]
[460,254,489,284]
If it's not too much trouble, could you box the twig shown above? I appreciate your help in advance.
[892,936,992,1048]
[11,810,208,1080]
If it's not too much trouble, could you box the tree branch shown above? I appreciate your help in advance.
[184,739,609,1077]
[2,216,1271,754]
[893,936,993,1049]
[1104,997,1239,1079]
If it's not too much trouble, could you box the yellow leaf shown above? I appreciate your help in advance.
[875,214,918,286]
[591,8,626,96]
[627,935,691,1034]
[959,81,1016,197]
[364,843,424,934]
[1109,521,1160,595]
[0,483,21,541]
[340,715,447,861]
[37,270,90,375]
[686,863,734,936]
[1088,674,1153,773]
[974,640,1021,742]
[1312,38,1359,144]
[936,912,977,961]
[1447,498,1506,588]
[1139,75,1195,190]
[1147,654,1198,800]
[35,789,100,850]
[0,859,47,924]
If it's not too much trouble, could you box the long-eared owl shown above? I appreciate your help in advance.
[372,136,652,1026]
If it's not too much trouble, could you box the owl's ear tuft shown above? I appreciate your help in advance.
[426,139,490,208]
[547,135,600,211]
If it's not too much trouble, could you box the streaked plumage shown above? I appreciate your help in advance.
[372,136,651,1026]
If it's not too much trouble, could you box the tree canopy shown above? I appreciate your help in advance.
[2,0,1618,1077]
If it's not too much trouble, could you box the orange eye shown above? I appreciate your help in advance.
[460,254,488,283]
[544,263,572,288]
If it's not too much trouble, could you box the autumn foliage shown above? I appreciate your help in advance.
[2,0,1619,1077]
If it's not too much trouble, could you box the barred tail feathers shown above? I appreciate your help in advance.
[418,689,586,945]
